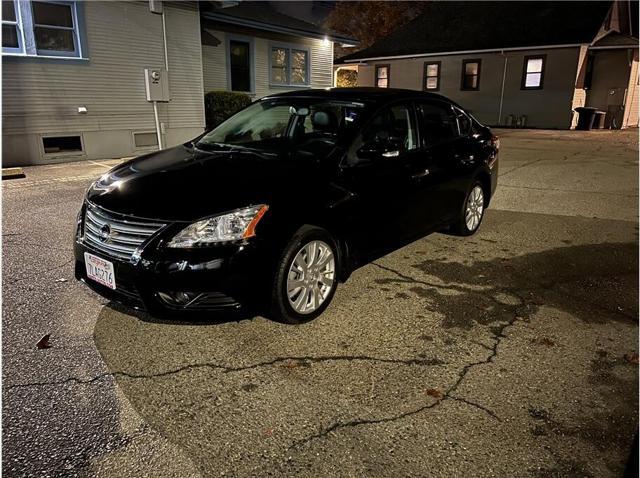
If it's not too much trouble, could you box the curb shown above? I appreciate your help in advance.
[2,167,25,180]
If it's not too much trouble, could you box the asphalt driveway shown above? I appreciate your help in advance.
[2,129,638,477]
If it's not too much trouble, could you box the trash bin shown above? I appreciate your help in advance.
[575,107,599,130]
[593,110,606,129]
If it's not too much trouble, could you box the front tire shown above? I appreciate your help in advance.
[270,226,339,324]
[452,181,485,236]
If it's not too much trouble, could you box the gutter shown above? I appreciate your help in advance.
[589,45,639,50]
[202,12,358,46]
[342,43,583,63]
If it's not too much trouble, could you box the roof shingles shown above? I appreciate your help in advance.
[339,1,613,62]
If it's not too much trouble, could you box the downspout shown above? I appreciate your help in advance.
[497,50,508,125]
[155,5,169,150]
[162,9,169,71]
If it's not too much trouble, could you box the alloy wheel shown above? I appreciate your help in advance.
[465,185,484,232]
[286,240,336,315]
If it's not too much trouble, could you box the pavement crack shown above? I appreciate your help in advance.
[290,400,444,449]
[286,266,523,449]
[448,395,501,421]
[371,262,473,294]
[5,354,445,390]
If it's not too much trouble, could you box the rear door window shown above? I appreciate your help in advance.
[454,107,472,136]
[417,102,458,146]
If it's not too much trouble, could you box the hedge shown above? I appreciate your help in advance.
[204,90,252,130]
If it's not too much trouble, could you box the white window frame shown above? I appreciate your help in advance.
[269,43,311,88]
[3,0,83,59]
[375,64,390,88]
[2,0,25,54]
[521,55,546,90]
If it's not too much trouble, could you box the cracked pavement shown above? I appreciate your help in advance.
[2,129,638,477]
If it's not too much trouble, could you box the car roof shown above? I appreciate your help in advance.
[263,87,455,106]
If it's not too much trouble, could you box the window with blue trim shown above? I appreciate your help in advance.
[2,0,82,58]
[2,1,23,53]
[270,45,310,86]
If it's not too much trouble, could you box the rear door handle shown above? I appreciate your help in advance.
[411,168,430,179]
[455,154,475,163]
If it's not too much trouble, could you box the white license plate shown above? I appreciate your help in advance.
[84,252,116,290]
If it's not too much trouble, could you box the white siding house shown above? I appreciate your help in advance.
[1,1,356,166]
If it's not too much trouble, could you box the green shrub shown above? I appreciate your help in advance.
[204,91,252,130]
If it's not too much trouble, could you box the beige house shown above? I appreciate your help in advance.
[337,1,638,129]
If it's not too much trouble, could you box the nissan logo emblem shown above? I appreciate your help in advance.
[99,224,111,242]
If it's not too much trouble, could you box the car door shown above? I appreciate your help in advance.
[414,100,476,224]
[337,102,424,258]
[449,106,483,217]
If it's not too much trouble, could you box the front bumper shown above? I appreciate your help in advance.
[74,236,272,314]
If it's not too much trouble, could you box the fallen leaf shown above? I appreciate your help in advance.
[36,334,51,349]
[263,428,274,437]
[624,352,639,365]
[426,388,443,399]
[281,360,311,369]
[530,337,555,347]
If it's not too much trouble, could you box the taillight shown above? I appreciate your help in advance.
[490,134,500,151]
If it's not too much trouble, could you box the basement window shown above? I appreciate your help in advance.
[133,132,159,148]
[42,135,83,154]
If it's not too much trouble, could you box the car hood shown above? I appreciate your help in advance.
[86,144,327,222]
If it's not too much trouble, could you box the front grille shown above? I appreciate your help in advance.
[83,203,166,262]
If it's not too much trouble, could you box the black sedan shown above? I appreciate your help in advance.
[74,88,499,323]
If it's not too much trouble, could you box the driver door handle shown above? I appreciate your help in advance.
[382,150,400,158]
[411,168,430,179]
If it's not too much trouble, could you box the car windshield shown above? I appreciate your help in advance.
[196,99,367,151]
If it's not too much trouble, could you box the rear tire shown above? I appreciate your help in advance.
[270,226,339,324]
[452,181,485,236]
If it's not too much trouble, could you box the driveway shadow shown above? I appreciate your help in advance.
[375,241,638,329]
[92,241,638,475]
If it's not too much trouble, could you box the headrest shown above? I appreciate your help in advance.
[311,111,331,127]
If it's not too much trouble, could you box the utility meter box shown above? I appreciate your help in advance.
[144,67,170,102]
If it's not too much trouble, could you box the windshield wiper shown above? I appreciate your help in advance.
[192,141,232,152]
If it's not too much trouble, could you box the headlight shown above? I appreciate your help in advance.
[167,205,269,248]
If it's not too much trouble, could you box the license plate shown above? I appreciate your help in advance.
[84,252,116,290]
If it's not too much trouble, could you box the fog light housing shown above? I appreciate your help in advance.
[157,291,199,306]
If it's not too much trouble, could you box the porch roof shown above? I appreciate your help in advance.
[201,2,358,46]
